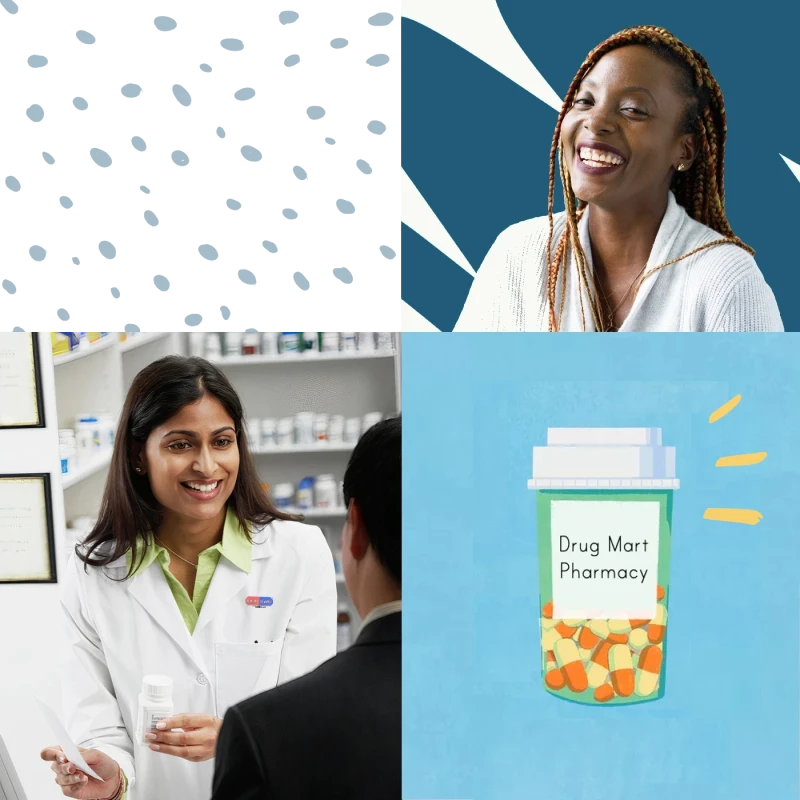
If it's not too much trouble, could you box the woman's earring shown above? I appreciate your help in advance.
[677,164,686,171]
[135,467,142,473]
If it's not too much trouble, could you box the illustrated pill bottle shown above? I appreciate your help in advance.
[528,428,678,706]
[136,675,173,743]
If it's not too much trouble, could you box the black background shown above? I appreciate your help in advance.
[0,0,400,328]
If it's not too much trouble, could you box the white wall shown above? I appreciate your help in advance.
[0,332,70,798]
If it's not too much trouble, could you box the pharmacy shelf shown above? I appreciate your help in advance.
[61,451,113,490]
[209,350,395,366]
[286,506,347,518]
[336,574,346,584]
[254,444,354,455]
[53,335,118,366]
[119,332,170,353]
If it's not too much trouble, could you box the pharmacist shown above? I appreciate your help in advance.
[40,355,337,800]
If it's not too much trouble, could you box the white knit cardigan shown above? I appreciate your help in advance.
[454,191,783,332]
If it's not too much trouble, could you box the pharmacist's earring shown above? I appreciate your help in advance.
[134,466,143,474]
[676,163,686,172]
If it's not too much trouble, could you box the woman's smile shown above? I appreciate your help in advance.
[180,479,223,501]
[575,140,627,176]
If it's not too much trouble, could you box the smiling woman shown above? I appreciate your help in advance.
[454,25,784,333]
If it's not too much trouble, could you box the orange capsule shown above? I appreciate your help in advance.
[648,604,667,644]
[578,626,600,650]
[608,644,635,697]
[594,684,615,703]
[629,619,649,628]
[586,640,611,688]
[657,585,666,601]
[555,621,577,638]
[635,645,663,696]
[607,632,628,644]
[553,638,588,693]
[542,601,553,619]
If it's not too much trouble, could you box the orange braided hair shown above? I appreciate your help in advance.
[546,25,754,332]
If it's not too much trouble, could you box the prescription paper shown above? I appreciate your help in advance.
[34,696,104,782]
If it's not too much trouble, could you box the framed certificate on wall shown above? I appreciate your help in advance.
[0,333,45,429]
[0,474,57,583]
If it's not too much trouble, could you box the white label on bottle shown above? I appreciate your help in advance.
[550,500,659,619]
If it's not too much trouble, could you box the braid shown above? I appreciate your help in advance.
[546,25,754,332]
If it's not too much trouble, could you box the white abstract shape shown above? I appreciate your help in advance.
[402,169,476,277]
[780,153,800,183]
[402,300,441,332]
[403,0,563,112]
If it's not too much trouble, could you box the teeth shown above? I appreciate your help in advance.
[579,147,624,165]
[185,481,219,493]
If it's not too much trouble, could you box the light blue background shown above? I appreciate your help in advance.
[403,333,800,800]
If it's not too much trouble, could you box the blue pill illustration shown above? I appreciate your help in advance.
[153,16,178,33]
[261,239,280,256]
[170,83,192,108]
[75,28,97,47]
[197,242,219,261]
[169,149,192,167]
[233,86,256,103]
[219,36,245,53]
[306,105,328,119]
[28,244,47,264]
[25,53,48,69]
[336,197,358,217]
[25,103,45,122]
[239,144,264,164]
[89,147,113,169]
[236,267,258,286]
[97,239,117,261]
[119,81,144,100]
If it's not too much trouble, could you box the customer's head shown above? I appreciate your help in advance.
[80,355,298,575]
[341,416,401,615]
[546,25,753,331]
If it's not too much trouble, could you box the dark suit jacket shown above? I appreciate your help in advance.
[211,611,401,800]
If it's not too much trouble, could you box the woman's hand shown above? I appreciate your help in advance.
[40,746,121,799]
[145,713,223,762]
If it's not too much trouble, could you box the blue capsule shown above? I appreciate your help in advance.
[367,11,394,28]
[367,119,386,136]
[278,8,300,25]
[28,244,47,264]
[97,239,117,261]
[306,105,328,119]
[364,53,392,69]
[153,272,172,293]
[355,158,374,175]
[219,36,245,53]
[236,267,258,286]
[239,144,264,164]
[170,83,192,108]
[25,53,49,69]
[197,242,219,261]
[153,16,178,33]
[89,147,113,169]
[233,86,256,103]
[75,28,97,46]
[119,81,144,100]
[25,103,45,122]
[169,149,192,167]
[336,197,358,217]
[292,269,311,292]
[261,239,280,256]
[331,267,355,286]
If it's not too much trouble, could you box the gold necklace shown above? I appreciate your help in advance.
[154,535,199,568]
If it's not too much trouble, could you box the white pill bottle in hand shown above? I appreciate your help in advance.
[136,675,174,743]
[529,427,677,706]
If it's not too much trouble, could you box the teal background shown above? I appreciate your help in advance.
[403,333,800,799]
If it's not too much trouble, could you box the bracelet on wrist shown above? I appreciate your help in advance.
[97,764,123,800]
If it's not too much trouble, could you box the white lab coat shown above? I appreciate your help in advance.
[60,519,338,800]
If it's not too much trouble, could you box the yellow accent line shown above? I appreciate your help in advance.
[703,508,763,525]
[708,394,741,423]
[715,452,767,468]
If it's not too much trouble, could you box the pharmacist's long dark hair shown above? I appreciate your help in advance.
[77,355,301,578]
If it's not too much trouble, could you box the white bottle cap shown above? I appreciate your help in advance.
[142,674,173,701]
